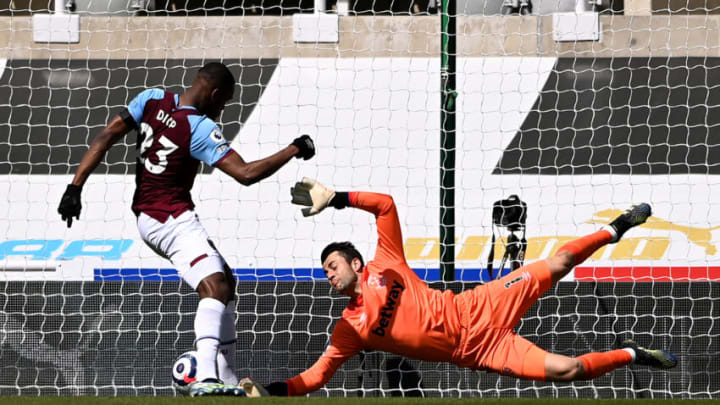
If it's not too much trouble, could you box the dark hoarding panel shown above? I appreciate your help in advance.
[0,281,715,397]
[495,58,720,175]
[0,59,278,175]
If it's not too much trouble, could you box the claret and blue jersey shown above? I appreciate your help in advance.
[125,88,234,222]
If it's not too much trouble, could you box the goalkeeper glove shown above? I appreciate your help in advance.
[240,377,286,397]
[58,184,82,228]
[291,134,315,160]
[291,177,335,217]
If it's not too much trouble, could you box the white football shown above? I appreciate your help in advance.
[172,351,198,393]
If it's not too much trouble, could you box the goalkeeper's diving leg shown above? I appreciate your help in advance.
[539,203,677,381]
[550,203,653,283]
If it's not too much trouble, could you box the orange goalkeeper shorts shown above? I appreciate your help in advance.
[452,260,553,381]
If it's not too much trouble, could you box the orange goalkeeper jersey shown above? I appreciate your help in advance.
[286,192,463,395]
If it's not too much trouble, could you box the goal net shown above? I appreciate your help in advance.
[0,1,718,398]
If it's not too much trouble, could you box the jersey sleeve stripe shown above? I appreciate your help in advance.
[212,148,235,166]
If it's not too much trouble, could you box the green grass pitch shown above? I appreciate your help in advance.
[6,398,719,405]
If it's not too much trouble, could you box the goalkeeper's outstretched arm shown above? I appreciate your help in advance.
[290,177,406,264]
[242,318,362,396]
[58,113,133,227]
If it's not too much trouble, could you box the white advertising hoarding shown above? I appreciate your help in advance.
[1,57,718,282]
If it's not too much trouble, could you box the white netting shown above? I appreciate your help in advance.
[0,0,718,398]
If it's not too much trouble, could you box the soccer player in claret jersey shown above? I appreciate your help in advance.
[57,62,316,396]
[239,178,677,397]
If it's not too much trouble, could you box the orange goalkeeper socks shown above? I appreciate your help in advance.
[578,349,633,380]
[556,230,613,266]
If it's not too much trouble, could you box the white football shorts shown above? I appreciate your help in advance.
[137,210,226,290]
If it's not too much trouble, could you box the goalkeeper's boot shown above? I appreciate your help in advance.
[621,339,677,369]
[607,203,652,243]
[189,379,245,397]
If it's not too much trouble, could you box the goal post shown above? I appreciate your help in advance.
[0,3,719,398]
[440,0,457,282]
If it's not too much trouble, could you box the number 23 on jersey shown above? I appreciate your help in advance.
[139,122,179,174]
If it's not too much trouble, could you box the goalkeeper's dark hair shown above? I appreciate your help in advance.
[198,62,236,91]
[321,241,364,269]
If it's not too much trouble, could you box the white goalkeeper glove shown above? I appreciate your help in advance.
[291,177,336,217]
[240,377,270,397]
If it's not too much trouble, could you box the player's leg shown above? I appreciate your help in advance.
[476,202,649,329]
[473,259,553,331]
[478,203,652,329]
[545,350,632,381]
[549,203,652,283]
[545,342,677,381]
[619,339,678,369]
[490,333,674,382]
[177,237,241,395]
[194,270,233,383]
[471,303,636,381]
[214,259,239,386]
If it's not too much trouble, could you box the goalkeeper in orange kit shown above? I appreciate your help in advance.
[241,178,678,397]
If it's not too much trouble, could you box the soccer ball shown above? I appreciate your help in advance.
[172,351,198,393]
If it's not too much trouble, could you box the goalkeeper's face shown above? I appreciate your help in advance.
[322,251,361,296]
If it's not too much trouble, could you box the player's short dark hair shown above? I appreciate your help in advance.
[321,241,364,269]
[197,62,236,91]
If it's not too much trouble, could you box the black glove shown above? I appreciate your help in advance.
[58,184,82,228]
[329,191,350,209]
[291,135,315,160]
[265,381,289,396]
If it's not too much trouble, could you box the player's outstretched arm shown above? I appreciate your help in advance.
[58,114,133,228]
[215,135,314,186]
[240,354,351,396]
[241,319,361,396]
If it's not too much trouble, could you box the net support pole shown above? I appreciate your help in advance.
[440,0,456,282]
